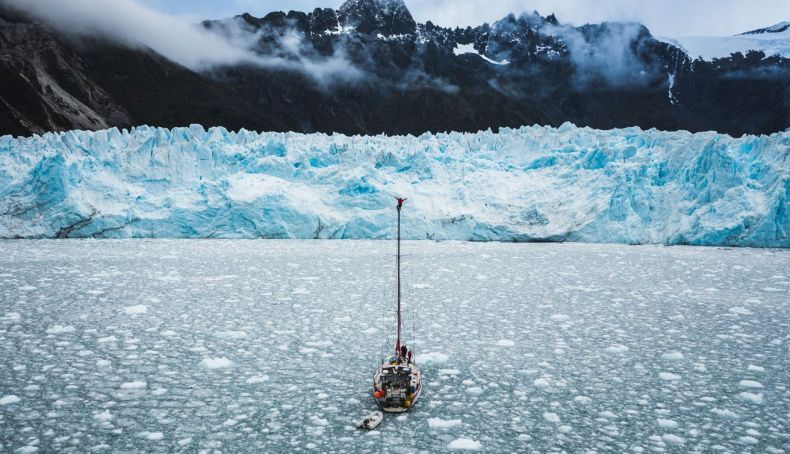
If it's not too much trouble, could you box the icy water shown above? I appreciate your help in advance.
[0,240,788,453]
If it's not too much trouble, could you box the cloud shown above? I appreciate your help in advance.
[1,0,363,86]
[546,22,659,89]
[2,0,253,70]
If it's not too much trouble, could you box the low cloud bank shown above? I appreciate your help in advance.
[1,0,361,85]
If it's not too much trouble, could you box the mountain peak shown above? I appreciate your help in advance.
[739,21,790,35]
[338,0,415,35]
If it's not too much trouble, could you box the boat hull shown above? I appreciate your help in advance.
[372,362,422,413]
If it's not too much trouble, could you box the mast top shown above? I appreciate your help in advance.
[396,197,407,209]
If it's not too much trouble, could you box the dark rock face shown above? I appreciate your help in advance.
[338,0,416,35]
[0,1,788,137]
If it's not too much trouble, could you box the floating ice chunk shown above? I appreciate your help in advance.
[200,357,233,369]
[46,325,75,334]
[533,377,551,388]
[143,432,163,441]
[3,312,21,321]
[439,369,460,375]
[0,395,20,405]
[428,418,461,428]
[215,331,248,339]
[659,372,681,381]
[738,436,759,445]
[657,418,678,429]
[123,305,147,315]
[550,314,569,321]
[420,352,449,364]
[747,364,765,373]
[86,289,104,295]
[739,380,763,389]
[738,392,764,404]
[160,330,176,337]
[448,437,482,450]
[728,306,751,315]
[466,386,483,395]
[661,352,684,361]
[14,447,38,454]
[120,381,146,389]
[662,434,685,444]
[97,336,117,343]
[246,375,269,384]
[573,396,592,404]
[605,344,629,353]
[711,408,738,419]
[558,425,572,433]
[93,410,113,422]
[310,415,329,426]
[543,412,561,423]
[496,339,515,347]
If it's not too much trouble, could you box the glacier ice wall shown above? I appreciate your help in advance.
[0,123,788,246]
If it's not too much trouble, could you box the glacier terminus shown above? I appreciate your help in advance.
[0,123,788,247]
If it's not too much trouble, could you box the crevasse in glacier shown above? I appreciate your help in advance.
[0,123,787,246]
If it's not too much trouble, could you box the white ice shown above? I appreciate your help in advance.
[0,240,787,452]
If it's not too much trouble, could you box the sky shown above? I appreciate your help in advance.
[137,0,790,37]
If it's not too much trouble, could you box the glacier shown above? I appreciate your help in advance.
[0,123,788,246]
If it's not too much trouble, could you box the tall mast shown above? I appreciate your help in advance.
[395,197,406,357]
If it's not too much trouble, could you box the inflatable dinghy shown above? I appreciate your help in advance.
[356,411,384,430]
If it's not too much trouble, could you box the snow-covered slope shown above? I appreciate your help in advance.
[1,124,788,246]
[661,22,790,60]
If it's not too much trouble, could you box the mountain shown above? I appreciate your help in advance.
[740,21,790,35]
[0,1,788,138]
[664,21,790,61]
[1,123,787,246]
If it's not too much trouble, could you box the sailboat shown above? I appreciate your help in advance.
[371,197,422,413]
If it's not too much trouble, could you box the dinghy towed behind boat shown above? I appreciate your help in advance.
[371,197,422,413]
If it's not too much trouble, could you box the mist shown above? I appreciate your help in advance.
[0,0,362,85]
[546,22,659,89]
